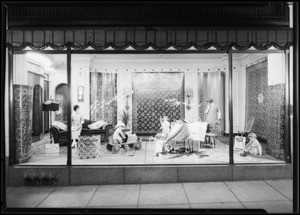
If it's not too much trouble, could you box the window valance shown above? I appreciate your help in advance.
[6,28,293,51]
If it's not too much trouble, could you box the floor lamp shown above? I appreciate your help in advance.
[43,99,59,143]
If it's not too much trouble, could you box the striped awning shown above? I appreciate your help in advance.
[6,28,293,51]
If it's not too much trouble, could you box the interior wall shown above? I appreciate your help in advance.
[117,70,132,124]
[185,72,199,122]
[14,53,281,136]
[49,68,67,123]
[232,60,243,133]
[13,55,28,85]
[91,56,227,128]
[268,53,285,85]
[70,60,90,120]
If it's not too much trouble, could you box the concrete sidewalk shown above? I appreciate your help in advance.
[5,179,293,213]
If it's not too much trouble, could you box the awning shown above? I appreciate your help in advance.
[6,28,293,51]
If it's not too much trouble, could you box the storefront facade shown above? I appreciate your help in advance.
[2,2,298,185]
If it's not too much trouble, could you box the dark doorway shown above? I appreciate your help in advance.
[44,80,49,133]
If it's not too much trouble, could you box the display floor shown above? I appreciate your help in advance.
[22,133,285,165]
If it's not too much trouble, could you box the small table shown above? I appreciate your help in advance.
[203,133,218,148]
[77,134,101,159]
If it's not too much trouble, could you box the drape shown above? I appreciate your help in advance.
[198,72,225,132]
[6,28,293,51]
[32,84,43,136]
[90,72,118,126]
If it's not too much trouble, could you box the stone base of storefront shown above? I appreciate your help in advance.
[6,160,293,186]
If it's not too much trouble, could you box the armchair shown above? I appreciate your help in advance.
[49,126,69,146]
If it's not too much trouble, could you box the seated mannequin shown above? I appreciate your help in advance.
[106,121,142,153]
[240,133,262,157]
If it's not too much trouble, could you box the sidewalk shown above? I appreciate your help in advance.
[5,179,293,213]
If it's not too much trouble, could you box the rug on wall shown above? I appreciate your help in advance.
[90,72,118,126]
[245,60,268,139]
[13,85,33,164]
[266,83,286,160]
[132,72,184,135]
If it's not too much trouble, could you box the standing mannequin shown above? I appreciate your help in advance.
[205,98,221,132]
[71,105,84,148]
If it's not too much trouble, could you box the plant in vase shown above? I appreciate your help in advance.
[118,109,131,130]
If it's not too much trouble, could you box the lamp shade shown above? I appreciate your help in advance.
[42,100,59,111]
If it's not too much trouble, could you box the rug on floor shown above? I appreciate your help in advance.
[145,138,229,164]
[145,137,284,164]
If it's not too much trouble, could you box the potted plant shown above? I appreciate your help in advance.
[118,109,131,129]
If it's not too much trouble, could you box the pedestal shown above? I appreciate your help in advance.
[77,135,101,159]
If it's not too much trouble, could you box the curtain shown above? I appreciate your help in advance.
[198,72,225,132]
[7,29,293,51]
[32,84,43,136]
[90,72,118,126]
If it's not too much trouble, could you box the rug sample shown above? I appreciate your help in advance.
[245,60,268,139]
[132,72,184,135]
[266,83,286,160]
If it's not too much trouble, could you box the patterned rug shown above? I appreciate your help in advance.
[29,135,284,164]
[67,144,138,158]
[145,137,284,164]
[145,138,229,164]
